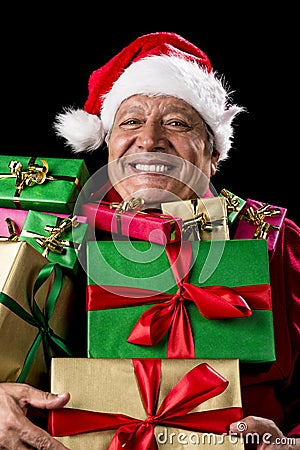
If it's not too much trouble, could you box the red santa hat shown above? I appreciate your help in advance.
[54,32,244,161]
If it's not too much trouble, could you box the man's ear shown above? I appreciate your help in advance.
[211,150,220,176]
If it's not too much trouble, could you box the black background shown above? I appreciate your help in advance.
[1,25,299,225]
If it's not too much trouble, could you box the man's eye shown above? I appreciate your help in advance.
[166,120,190,128]
[121,119,141,126]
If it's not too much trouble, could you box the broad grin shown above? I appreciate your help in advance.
[130,163,173,173]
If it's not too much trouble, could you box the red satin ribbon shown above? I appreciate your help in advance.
[87,241,271,357]
[49,359,243,449]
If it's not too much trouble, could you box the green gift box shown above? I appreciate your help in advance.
[86,239,275,363]
[19,210,90,274]
[0,155,90,213]
[219,188,246,227]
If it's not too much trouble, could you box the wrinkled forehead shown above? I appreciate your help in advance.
[110,94,208,136]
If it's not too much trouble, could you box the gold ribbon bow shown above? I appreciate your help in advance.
[39,215,79,256]
[240,203,281,239]
[110,197,145,213]
[23,215,80,257]
[182,198,225,240]
[8,157,49,195]
[220,188,243,213]
[109,198,145,235]
[182,212,224,240]
[0,218,19,241]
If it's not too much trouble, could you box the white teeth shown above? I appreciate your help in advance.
[134,163,169,173]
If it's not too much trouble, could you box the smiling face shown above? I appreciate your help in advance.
[107,95,219,207]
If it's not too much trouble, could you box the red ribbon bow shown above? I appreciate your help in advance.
[49,359,243,449]
[129,241,253,357]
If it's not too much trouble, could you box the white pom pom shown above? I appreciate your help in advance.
[53,108,105,153]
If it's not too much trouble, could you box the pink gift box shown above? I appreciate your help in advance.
[233,198,287,252]
[82,201,182,245]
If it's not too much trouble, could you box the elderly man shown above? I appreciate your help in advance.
[1,32,299,450]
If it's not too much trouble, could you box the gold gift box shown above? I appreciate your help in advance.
[161,197,229,241]
[50,358,244,450]
[0,241,85,390]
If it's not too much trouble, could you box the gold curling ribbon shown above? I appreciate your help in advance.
[110,198,146,235]
[109,198,177,240]
[240,203,281,240]
[0,157,80,207]
[8,157,49,195]
[37,215,79,257]
[182,213,224,240]
[23,215,79,257]
[220,188,243,213]
[110,197,145,213]
[0,218,19,241]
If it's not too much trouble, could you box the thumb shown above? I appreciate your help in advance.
[33,391,71,410]
[7,383,71,410]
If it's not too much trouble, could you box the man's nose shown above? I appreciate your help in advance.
[136,122,167,151]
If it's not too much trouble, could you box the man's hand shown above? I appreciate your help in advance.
[0,382,70,449]
[230,416,299,450]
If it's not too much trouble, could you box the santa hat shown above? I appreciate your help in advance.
[54,32,244,161]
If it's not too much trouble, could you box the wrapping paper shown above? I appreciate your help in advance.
[86,239,275,363]
[219,188,246,227]
[0,241,84,390]
[49,357,244,450]
[82,200,182,245]
[19,210,89,273]
[0,155,90,213]
[233,198,287,252]
[161,197,229,241]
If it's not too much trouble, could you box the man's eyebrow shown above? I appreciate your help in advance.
[162,105,203,119]
[118,105,145,115]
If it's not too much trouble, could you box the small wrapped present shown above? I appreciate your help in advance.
[82,198,182,245]
[0,240,85,390]
[233,198,287,252]
[0,155,90,213]
[19,210,90,273]
[219,188,246,227]
[49,357,244,450]
[161,197,229,241]
[86,239,275,363]
[0,208,28,241]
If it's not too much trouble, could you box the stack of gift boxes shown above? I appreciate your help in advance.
[0,154,287,449]
[0,155,91,389]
